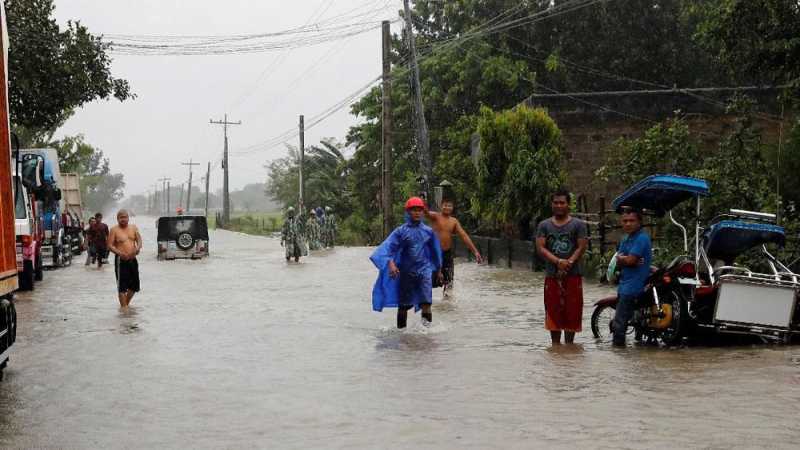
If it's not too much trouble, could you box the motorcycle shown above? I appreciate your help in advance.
[591,255,697,345]
[590,174,710,346]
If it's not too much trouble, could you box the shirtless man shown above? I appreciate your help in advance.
[425,199,483,295]
[107,210,142,308]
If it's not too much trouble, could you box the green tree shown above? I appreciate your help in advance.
[266,139,349,214]
[597,118,702,187]
[694,0,800,103]
[5,0,133,141]
[53,134,125,213]
[474,105,565,237]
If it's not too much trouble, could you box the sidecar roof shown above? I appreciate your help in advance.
[612,174,710,217]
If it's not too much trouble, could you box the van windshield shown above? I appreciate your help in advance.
[13,178,27,219]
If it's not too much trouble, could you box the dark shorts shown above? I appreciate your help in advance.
[115,256,140,294]
[433,250,454,288]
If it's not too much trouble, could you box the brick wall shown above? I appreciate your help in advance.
[522,87,792,206]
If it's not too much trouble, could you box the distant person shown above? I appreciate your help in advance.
[107,210,142,308]
[322,206,337,248]
[536,188,589,345]
[92,213,110,268]
[281,207,307,263]
[370,197,443,328]
[425,199,482,297]
[84,217,97,266]
[306,212,322,251]
[612,207,652,347]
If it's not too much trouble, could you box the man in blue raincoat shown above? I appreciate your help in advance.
[370,197,443,328]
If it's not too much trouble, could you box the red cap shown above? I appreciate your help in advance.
[405,196,426,210]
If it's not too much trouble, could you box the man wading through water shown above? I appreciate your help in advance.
[425,199,482,296]
[108,210,142,308]
[536,188,588,345]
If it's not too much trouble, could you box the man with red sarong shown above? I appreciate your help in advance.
[536,188,588,345]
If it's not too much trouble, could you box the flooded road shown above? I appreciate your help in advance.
[1,217,798,448]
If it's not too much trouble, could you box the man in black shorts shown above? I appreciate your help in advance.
[107,210,142,308]
[426,199,482,296]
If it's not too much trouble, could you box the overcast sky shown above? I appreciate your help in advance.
[53,0,402,197]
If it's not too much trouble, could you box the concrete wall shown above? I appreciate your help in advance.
[522,87,792,204]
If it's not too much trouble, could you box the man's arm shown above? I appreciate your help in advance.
[107,228,121,257]
[454,220,483,263]
[536,236,560,265]
[134,226,143,255]
[617,234,648,267]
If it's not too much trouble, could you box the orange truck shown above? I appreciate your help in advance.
[0,3,19,380]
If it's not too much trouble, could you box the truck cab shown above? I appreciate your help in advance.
[12,172,39,290]
[20,149,69,268]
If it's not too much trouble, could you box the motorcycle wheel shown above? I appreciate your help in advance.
[659,291,685,346]
[591,304,616,339]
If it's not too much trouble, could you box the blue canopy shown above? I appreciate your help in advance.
[612,174,710,216]
[704,220,785,263]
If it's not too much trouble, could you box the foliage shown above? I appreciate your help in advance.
[596,119,701,187]
[474,105,564,237]
[599,102,788,266]
[694,0,800,104]
[5,0,133,139]
[52,134,125,214]
[266,139,349,214]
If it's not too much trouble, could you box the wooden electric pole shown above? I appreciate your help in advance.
[204,162,211,218]
[166,181,171,214]
[381,20,393,237]
[210,114,242,224]
[158,177,170,215]
[402,0,432,202]
[178,183,184,211]
[181,158,201,212]
[299,115,305,211]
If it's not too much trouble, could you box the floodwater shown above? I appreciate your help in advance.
[1,217,798,449]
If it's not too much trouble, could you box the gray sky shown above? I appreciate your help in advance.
[53,0,402,197]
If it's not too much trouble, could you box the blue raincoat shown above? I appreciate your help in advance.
[370,217,443,312]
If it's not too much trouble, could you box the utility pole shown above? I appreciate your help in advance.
[299,114,305,211]
[181,158,201,212]
[402,0,432,202]
[178,183,184,210]
[158,177,171,215]
[381,20,393,237]
[152,183,160,216]
[204,162,211,218]
[210,114,242,224]
[167,181,171,214]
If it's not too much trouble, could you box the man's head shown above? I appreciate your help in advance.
[95,212,103,221]
[441,199,454,216]
[620,207,643,234]
[287,206,295,217]
[117,209,130,227]
[551,188,571,219]
[89,217,96,225]
[405,197,426,222]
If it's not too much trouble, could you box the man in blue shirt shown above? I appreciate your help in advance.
[613,207,652,347]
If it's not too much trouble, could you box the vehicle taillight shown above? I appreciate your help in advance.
[675,262,696,277]
[158,243,166,253]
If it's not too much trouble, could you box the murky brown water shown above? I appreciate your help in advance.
[0,217,798,448]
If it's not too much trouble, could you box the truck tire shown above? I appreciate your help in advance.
[34,254,43,281]
[18,260,34,291]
